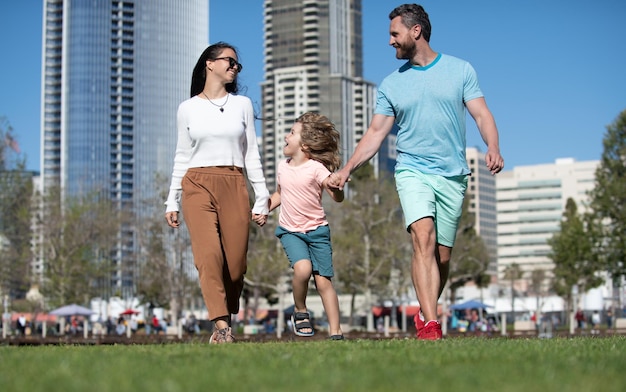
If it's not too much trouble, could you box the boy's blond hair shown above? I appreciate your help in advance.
[296,112,341,172]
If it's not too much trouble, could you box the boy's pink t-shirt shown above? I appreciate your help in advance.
[277,159,330,233]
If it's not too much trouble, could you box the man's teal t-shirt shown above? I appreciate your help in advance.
[375,53,483,176]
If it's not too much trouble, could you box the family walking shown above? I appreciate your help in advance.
[165,3,503,343]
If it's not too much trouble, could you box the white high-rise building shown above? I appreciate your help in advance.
[496,158,599,294]
[465,147,498,276]
[260,0,377,189]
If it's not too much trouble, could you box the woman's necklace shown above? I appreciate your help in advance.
[202,92,229,112]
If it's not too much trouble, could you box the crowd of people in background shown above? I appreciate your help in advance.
[1,306,623,339]
[575,308,612,334]
[448,309,499,334]
[2,312,206,337]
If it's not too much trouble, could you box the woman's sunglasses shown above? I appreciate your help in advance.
[213,57,243,73]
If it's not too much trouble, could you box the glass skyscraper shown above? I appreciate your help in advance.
[40,0,208,296]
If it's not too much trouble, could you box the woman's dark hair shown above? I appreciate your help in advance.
[190,42,240,97]
[389,4,431,43]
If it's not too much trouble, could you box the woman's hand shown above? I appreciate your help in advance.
[165,211,180,228]
[252,214,268,226]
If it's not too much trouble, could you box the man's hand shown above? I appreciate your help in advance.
[485,149,504,175]
[327,168,351,191]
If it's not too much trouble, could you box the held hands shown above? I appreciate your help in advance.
[252,214,268,226]
[327,170,350,191]
[165,211,180,228]
[251,195,273,226]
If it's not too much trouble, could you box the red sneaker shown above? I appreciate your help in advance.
[413,312,425,336]
[417,320,442,340]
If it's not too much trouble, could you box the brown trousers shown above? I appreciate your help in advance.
[181,167,250,321]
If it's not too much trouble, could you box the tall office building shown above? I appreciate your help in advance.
[260,0,376,189]
[40,0,208,297]
[496,158,599,294]
[465,147,498,277]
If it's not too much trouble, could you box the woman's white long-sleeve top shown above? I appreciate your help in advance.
[165,94,270,215]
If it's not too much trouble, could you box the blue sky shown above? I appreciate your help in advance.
[1,1,624,172]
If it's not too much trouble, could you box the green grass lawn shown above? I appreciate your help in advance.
[1,336,624,392]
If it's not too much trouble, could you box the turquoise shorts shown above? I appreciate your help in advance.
[395,168,468,247]
[275,225,334,277]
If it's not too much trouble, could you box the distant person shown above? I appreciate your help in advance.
[105,317,115,335]
[165,42,270,344]
[264,112,345,340]
[329,4,503,340]
[17,314,27,335]
[591,310,601,335]
[551,314,560,330]
[468,309,480,332]
[264,318,275,334]
[151,315,163,335]
[70,316,79,335]
[449,311,459,331]
[575,309,586,330]
[186,314,200,334]
[129,315,138,334]
[115,316,126,336]
[160,316,169,333]
[606,309,613,329]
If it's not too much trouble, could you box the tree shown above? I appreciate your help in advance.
[548,198,603,319]
[329,165,408,330]
[0,117,33,302]
[135,173,198,322]
[529,268,549,323]
[448,194,491,302]
[37,187,121,308]
[244,217,290,324]
[0,116,22,169]
[503,263,523,317]
[135,212,172,310]
[588,109,626,281]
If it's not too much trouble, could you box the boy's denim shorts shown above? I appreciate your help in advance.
[275,225,334,277]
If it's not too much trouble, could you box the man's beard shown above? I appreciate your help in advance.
[395,41,416,60]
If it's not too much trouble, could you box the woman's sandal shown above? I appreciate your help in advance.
[291,311,315,337]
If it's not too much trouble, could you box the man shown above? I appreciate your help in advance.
[330,4,504,340]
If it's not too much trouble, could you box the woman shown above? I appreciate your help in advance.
[165,42,269,344]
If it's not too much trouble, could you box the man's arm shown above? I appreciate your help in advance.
[466,97,504,174]
[332,114,396,189]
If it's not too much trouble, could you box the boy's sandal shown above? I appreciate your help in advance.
[330,335,345,340]
[291,312,315,337]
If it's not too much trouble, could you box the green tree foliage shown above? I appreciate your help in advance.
[529,269,547,297]
[548,198,603,311]
[37,187,121,308]
[0,117,33,300]
[328,165,409,324]
[588,109,626,280]
[0,116,22,169]
[240,175,291,324]
[448,194,491,301]
[502,263,523,314]
[245,219,290,322]
[135,173,198,318]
